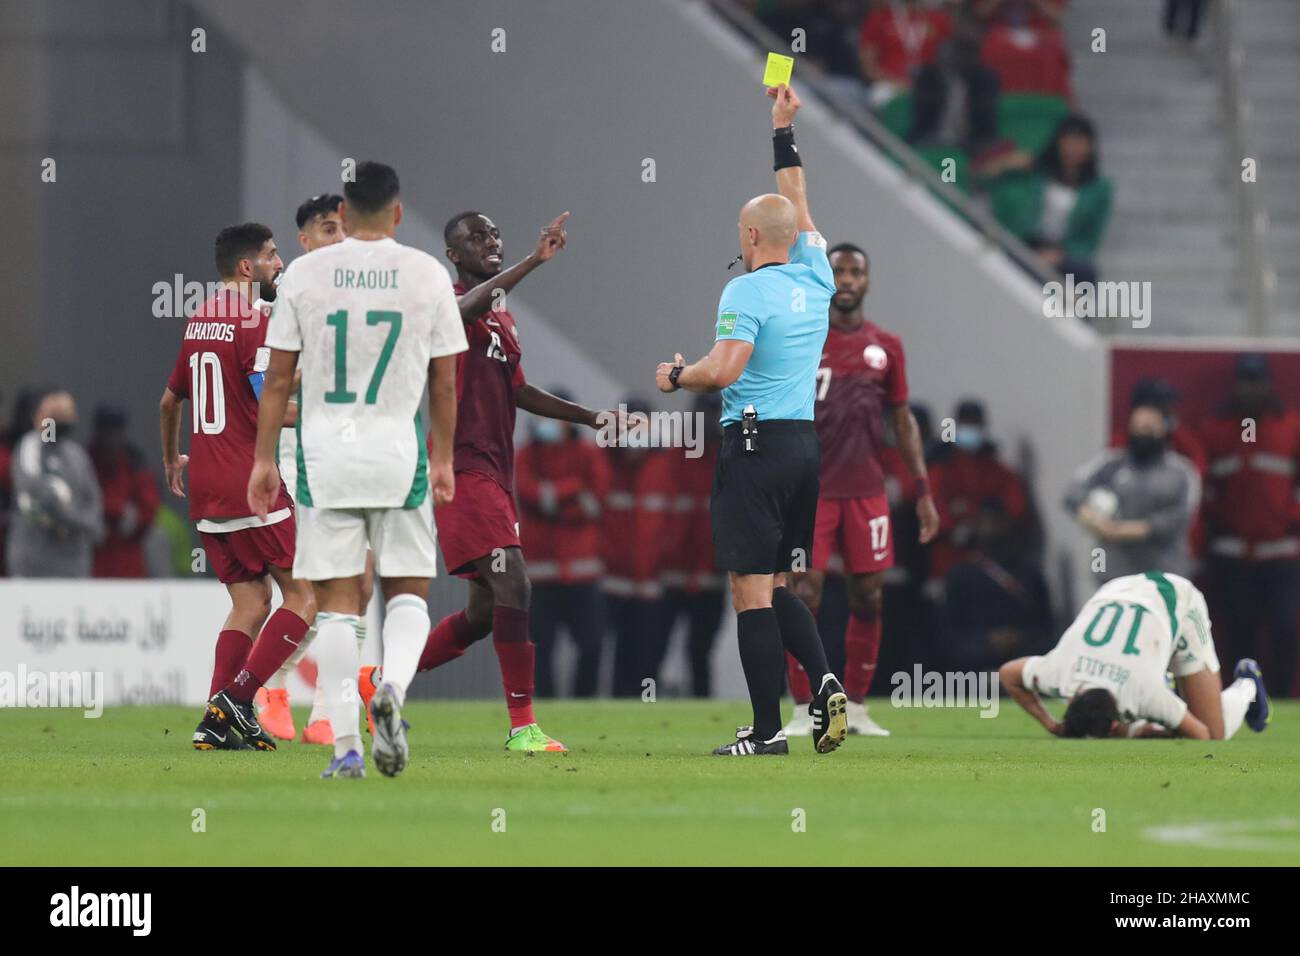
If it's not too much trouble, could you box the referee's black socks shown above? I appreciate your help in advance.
[736,608,785,739]
[772,586,831,689]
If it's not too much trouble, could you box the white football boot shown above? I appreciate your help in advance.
[846,699,890,736]
[782,704,814,737]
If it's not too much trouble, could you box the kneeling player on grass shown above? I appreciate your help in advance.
[1000,570,1270,740]
[160,223,316,752]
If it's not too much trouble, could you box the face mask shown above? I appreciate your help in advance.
[1127,434,1165,464]
[533,420,563,445]
[54,421,76,441]
[954,425,984,452]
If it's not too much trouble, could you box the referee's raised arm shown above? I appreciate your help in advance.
[768,84,816,233]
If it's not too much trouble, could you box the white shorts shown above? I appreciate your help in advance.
[294,499,438,581]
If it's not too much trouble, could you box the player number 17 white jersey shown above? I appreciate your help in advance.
[266,236,467,509]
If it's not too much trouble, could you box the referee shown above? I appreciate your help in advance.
[656,84,847,756]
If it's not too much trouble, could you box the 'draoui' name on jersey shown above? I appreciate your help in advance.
[266,236,468,510]
[1022,571,1220,729]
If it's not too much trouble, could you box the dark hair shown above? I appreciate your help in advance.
[343,161,400,216]
[295,193,343,230]
[1062,687,1119,738]
[1037,114,1100,185]
[829,242,868,264]
[443,210,483,246]
[214,222,273,278]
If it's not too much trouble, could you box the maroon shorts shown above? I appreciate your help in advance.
[199,516,296,585]
[811,494,894,575]
[435,471,521,578]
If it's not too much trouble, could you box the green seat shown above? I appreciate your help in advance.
[997,93,1069,155]
[914,145,970,194]
[879,92,913,139]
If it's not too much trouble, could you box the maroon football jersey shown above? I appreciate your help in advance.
[815,319,909,499]
[448,281,527,493]
[165,289,291,520]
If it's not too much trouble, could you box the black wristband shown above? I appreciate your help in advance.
[773,126,801,170]
[668,365,684,390]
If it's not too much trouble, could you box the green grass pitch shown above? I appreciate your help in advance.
[3,700,1298,866]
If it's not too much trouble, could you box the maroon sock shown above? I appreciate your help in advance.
[210,629,252,698]
[786,651,813,705]
[492,606,535,728]
[844,608,882,703]
[227,608,310,702]
[419,610,479,671]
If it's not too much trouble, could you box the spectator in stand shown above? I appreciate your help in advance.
[601,397,676,698]
[989,114,1112,285]
[1198,354,1300,695]
[1163,0,1209,43]
[753,1,868,86]
[927,399,1030,590]
[858,0,953,107]
[941,498,1052,672]
[6,389,104,578]
[660,393,728,698]
[516,394,610,698]
[1065,400,1200,581]
[970,0,1071,97]
[88,406,159,578]
[907,3,1001,156]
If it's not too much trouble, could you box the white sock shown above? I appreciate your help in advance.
[1221,677,1256,739]
[335,733,363,760]
[379,594,431,705]
[315,612,362,755]
[307,671,327,725]
[312,619,369,722]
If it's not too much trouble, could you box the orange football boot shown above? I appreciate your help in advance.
[359,665,381,735]
[258,687,296,741]
[301,719,334,745]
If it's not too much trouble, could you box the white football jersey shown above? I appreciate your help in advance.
[266,236,467,508]
[1022,571,1219,729]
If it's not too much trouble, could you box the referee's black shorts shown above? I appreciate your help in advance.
[710,419,820,576]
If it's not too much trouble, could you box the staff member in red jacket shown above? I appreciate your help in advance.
[89,406,159,578]
[1199,354,1300,694]
[660,394,727,698]
[601,397,676,698]
[516,395,610,698]
[927,399,1031,588]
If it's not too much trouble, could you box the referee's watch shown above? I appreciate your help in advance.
[668,365,685,390]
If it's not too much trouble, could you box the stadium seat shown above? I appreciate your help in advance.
[879,92,913,140]
[997,93,1070,156]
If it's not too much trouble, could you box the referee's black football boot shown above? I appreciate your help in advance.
[192,712,253,751]
[809,674,849,754]
[207,690,277,751]
[712,726,789,756]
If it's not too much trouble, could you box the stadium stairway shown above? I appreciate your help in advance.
[1238,0,1300,331]
[1065,0,1243,337]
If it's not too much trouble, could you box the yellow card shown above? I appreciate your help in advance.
[763,52,794,88]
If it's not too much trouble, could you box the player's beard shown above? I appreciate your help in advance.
[257,273,279,302]
[833,291,862,312]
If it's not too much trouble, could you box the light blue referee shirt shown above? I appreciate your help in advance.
[714,231,834,425]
